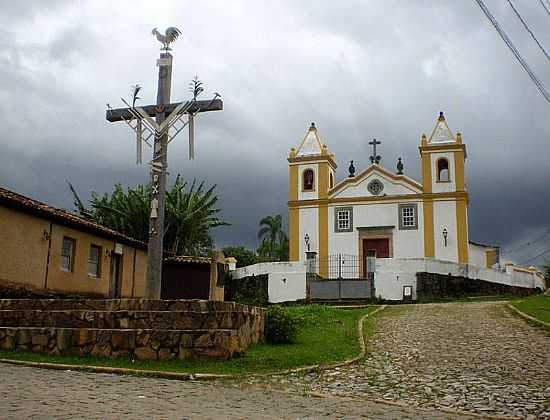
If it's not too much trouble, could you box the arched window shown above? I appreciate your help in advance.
[329,173,334,189]
[303,169,315,191]
[437,158,450,182]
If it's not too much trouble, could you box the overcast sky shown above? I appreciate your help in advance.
[1,0,549,265]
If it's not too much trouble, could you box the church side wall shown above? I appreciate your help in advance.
[299,206,318,263]
[433,200,459,262]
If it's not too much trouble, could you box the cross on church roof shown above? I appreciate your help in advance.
[369,138,381,164]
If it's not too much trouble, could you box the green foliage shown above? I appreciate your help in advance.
[512,294,550,324]
[222,246,258,268]
[257,214,288,261]
[68,175,228,256]
[265,305,300,344]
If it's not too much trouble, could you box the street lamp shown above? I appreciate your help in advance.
[442,228,448,247]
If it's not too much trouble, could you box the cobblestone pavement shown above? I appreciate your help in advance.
[0,364,478,419]
[254,302,550,419]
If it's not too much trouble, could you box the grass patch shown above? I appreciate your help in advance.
[0,305,377,375]
[511,294,550,324]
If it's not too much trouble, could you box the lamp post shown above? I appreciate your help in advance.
[442,228,448,247]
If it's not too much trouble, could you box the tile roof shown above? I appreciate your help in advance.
[164,255,213,265]
[0,185,146,249]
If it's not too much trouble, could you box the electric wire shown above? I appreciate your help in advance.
[519,247,550,265]
[501,228,550,255]
[475,0,550,104]
[506,0,550,63]
[538,0,550,18]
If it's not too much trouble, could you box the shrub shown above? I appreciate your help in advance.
[265,306,300,344]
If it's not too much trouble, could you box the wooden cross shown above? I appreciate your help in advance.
[369,138,381,164]
[106,51,223,299]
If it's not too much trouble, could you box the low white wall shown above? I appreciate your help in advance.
[231,262,307,303]
[375,258,545,300]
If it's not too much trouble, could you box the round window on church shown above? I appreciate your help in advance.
[367,179,384,195]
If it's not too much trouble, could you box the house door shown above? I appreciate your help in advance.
[110,254,122,298]
[363,238,390,278]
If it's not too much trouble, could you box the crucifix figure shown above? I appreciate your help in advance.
[105,27,223,299]
[369,138,381,164]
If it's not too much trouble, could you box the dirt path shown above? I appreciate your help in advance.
[256,302,550,418]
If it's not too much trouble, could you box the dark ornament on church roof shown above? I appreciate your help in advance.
[367,179,384,196]
[396,157,404,175]
[369,138,381,164]
[348,160,356,178]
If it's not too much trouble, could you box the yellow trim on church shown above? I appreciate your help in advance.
[288,164,299,261]
[456,198,469,264]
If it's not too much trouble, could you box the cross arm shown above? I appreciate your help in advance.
[106,99,223,122]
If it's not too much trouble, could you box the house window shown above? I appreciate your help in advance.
[303,169,314,191]
[88,245,102,277]
[61,237,75,272]
[398,203,418,230]
[437,158,450,182]
[335,207,353,232]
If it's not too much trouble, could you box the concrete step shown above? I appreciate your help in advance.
[0,326,245,360]
[0,309,248,330]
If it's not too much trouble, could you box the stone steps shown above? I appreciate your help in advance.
[0,309,249,330]
[0,326,240,359]
[0,299,265,360]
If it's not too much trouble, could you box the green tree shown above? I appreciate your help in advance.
[257,214,288,261]
[222,246,258,268]
[68,175,228,256]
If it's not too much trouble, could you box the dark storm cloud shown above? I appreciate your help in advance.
[0,0,549,266]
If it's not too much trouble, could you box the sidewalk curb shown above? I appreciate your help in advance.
[507,303,550,330]
[0,305,387,381]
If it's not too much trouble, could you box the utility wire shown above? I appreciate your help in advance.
[507,0,550,63]
[502,228,550,254]
[519,247,550,265]
[475,0,550,104]
[539,0,550,19]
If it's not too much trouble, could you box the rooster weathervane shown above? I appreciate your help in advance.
[151,27,182,51]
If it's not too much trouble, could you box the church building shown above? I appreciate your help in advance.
[287,112,499,278]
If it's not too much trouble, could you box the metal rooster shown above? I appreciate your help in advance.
[151,27,182,51]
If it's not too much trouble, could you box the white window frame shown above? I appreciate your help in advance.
[88,245,102,278]
[61,237,75,272]
[398,203,418,230]
[335,207,353,232]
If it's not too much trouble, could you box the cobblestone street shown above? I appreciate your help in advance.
[0,364,478,419]
[258,302,550,419]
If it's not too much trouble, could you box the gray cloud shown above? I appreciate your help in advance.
[1,0,549,266]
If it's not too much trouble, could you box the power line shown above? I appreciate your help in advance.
[519,247,550,265]
[475,0,550,104]
[502,228,550,254]
[539,0,550,19]
[507,0,550,63]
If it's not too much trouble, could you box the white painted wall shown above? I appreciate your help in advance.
[230,262,307,303]
[374,258,545,301]
[299,206,318,263]
[433,200,458,262]
[431,151,456,193]
[469,243,488,268]
[327,201,425,259]
[298,163,318,201]
[332,170,420,199]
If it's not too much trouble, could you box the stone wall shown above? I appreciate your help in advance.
[0,299,264,360]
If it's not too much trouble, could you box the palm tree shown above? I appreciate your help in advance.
[257,215,288,261]
[68,176,228,256]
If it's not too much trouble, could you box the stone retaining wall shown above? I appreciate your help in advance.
[0,299,264,360]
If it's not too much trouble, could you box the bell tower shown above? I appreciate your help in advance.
[287,123,337,263]
[419,112,469,264]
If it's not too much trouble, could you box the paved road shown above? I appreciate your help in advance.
[257,302,550,419]
[0,364,480,419]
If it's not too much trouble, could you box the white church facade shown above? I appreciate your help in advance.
[287,112,499,278]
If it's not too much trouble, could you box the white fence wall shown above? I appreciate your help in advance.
[231,262,307,303]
